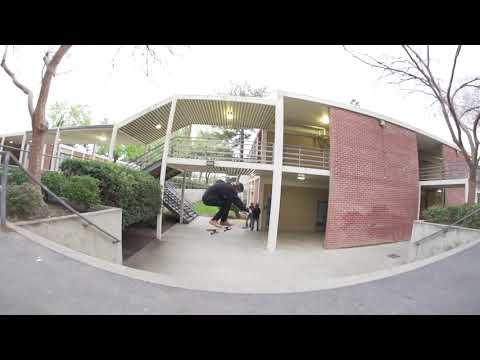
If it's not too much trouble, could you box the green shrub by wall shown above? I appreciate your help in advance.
[41,171,67,197]
[7,183,48,220]
[422,204,480,229]
[60,159,161,228]
[8,167,29,185]
[63,175,100,210]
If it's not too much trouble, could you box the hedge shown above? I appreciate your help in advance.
[62,175,101,210]
[7,183,48,220]
[60,159,161,228]
[422,204,480,230]
[41,171,67,197]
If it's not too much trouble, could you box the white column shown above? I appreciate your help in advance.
[156,99,177,239]
[108,126,119,161]
[24,144,30,168]
[0,137,5,151]
[179,171,186,224]
[40,144,46,171]
[91,143,97,160]
[50,128,60,171]
[266,95,284,252]
[258,179,264,231]
[19,132,27,165]
[465,179,469,204]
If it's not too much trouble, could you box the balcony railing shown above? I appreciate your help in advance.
[169,137,274,164]
[419,161,468,181]
[281,143,330,170]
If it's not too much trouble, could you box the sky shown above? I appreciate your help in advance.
[1,45,479,144]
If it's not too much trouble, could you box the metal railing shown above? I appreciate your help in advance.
[419,161,468,181]
[169,137,274,164]
[0,150,120,244]
[281,143,330,170]
[414,206,480,247]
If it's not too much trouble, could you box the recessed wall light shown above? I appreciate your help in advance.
[319,114,330,125]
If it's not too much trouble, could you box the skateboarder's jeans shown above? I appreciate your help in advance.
[203,195,232,222]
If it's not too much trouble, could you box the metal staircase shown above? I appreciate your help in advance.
[163,181,198,223]
[127,141,198,224]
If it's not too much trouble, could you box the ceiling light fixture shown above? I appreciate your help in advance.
[297,173,306,181]
[437,189,443,193]
[319,114,330,125]
[155,124,162,129]
[97,135,107,142]
[226,111,234,120]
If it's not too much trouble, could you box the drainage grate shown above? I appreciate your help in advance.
[387,253,400,259]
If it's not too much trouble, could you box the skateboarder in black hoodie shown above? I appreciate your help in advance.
[202,180,248,228]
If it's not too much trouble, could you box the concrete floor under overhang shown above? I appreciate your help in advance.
[124,216,409,293]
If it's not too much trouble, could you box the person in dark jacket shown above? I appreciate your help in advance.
[202,181,248,228]
[250,203,261,231]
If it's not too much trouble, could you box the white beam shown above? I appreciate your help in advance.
[266,95,284,252]
[156,99,177,240]
[108,125,119,161]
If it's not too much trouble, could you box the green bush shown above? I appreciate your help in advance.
[7,183,48,220]
[8,167,29,185]
[41,171,67,197]
[422,204,480,229]
[60,159,161,228]
[62,175,100,210]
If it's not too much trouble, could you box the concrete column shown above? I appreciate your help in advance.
[50,128,60,171]
[266,94,284,252]
[0,137,5,151]
[108,126,119,161]
[258,178,265,231]
[179,171,186,224]
[156,99,177,239]
[19,132,27,165]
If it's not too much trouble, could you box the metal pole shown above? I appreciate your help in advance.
[1,152,10,227]
[179,171,186,224]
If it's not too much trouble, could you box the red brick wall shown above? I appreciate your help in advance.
[42,144,54,171]
[325,108,419,249]
[442,145,466,206]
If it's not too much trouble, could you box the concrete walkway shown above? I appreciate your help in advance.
[125,217,409,293]
[1,229,480,314]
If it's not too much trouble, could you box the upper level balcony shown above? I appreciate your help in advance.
[419,161,468,182]
[131,136,330,174]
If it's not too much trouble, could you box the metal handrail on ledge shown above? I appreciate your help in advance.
[0,151,120,244]
[414,206,480,246]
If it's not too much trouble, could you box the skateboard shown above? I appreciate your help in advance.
[206,226,232,235]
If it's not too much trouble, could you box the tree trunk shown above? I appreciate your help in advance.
[468,166,477,204]
[28,112,48,180]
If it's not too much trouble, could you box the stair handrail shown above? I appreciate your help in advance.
[414,206,480,247]
[0,151,120,244]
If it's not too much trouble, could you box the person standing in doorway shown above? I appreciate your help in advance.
[250,203,261,231]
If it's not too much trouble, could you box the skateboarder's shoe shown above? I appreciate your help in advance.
[220,221,233,227]
[209,219,222,228]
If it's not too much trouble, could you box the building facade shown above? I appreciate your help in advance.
[0,91,472,251]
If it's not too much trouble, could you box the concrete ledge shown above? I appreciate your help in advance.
[7,220,480,294]
[12,207,123,264]
[408,221,480,262]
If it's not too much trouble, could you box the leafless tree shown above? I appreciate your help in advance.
[2,45,71,180]
[344,45,480,204]
[1,45,179,181]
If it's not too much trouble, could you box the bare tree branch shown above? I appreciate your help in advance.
[1,45,35,117]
